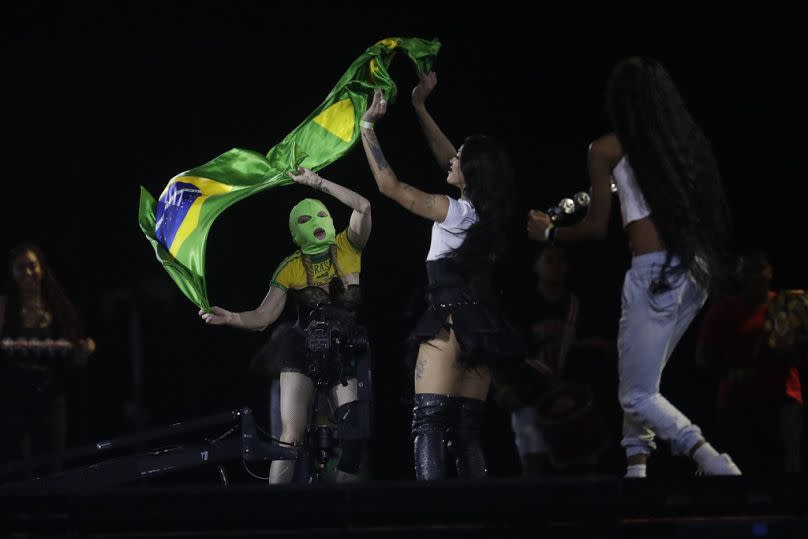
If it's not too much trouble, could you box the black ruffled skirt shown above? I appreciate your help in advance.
[409,260,525,369]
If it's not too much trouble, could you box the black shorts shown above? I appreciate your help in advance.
[269,322,365,388]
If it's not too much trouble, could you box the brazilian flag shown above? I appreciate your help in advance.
[139,37,440,310]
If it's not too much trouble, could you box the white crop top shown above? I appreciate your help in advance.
[426,196,478,261]
[612,155,651,227]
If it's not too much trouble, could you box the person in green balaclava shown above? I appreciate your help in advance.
[201,167,373,485]
[288,198,337,255]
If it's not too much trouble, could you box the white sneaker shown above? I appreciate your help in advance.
[625,464,647,478]
[698,453,742,476]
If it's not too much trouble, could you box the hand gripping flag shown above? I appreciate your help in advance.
[138,37,440,310]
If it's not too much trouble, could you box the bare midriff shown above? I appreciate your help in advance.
[626,217,666,256]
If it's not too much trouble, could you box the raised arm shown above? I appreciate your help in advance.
[411,71,456,172]
[199,285,287,332]
[360,88,449,223]
[527,133,621,243]
[288,167,372,248]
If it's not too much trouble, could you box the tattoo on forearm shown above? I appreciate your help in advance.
[401,184,416,209]
[310,177,330,195]
[362,130,389,170]
[415,357,426,381]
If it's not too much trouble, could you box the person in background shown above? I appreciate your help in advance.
[0,243,95,477]
[697,250,804,473]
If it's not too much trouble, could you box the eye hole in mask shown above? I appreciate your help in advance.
[297,215,312,224]
[317,211,327,218]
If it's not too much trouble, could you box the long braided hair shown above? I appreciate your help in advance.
[606,57,733,294]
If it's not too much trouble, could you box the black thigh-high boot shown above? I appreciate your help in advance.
[412,393,452,480]
[449,396,488,479]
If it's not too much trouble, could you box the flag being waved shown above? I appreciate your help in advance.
[139,37,440,310]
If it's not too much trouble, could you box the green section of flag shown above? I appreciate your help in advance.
[138,37,440,310]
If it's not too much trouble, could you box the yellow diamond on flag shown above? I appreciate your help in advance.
[370,39,400,81]
[376,38,399,49]
[312,98,355,142]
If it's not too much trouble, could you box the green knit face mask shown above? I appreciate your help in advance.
[288,198,336,255]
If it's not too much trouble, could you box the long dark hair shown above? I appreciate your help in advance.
[606,57,732,294]
[3,243,81,340]
[449,134,514,300]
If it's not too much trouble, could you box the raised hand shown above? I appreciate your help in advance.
[287,167,323,189]
[411,71,437,107]
[362,88,388,124]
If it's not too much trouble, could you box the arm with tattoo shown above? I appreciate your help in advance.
[360,123,448,222]
[359,87,449,222]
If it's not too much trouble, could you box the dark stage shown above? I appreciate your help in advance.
[1,404,806,538]
[3,476,808,538]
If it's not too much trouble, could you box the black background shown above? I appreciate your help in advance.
[3,1,801,480]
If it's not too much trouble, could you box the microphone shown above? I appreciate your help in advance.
[545,180,618,223]
[546,191,591,223]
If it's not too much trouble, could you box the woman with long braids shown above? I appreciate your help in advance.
[200,169,372,484]
[360,73,520,480]
[527,57,739,477]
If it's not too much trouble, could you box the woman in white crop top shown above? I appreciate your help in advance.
[527,57,738,477]
[359,73,522,480]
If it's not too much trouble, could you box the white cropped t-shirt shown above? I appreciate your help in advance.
[612,155,651,227]
[426,196,478,261]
